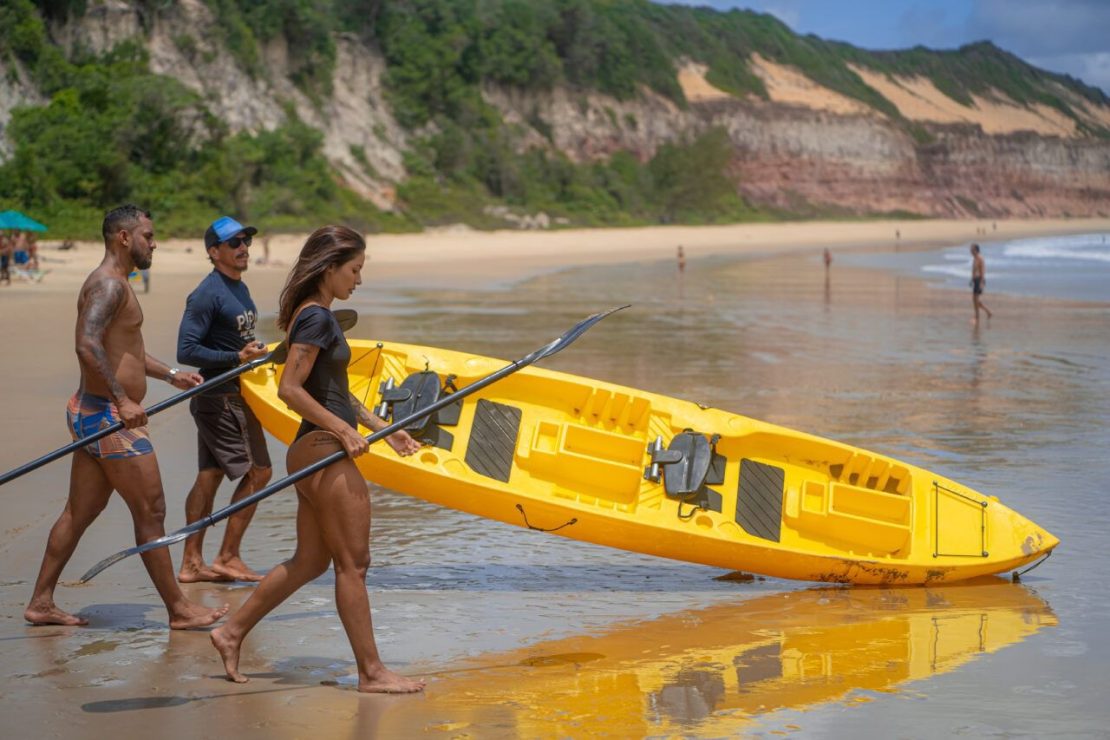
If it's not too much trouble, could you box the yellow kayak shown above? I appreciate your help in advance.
[241,339,1059,585]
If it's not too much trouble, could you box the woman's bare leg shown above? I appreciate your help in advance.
[311,458,424,693]
[211,489,330,682]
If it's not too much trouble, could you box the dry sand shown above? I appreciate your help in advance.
[13,216,1109,295]
[849,65,1081,137]
[749,54,873,116]
[0,216,1107,737]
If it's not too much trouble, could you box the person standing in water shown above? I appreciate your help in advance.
[211,225,425,693]
[24,205,228,629]
[970,243,993,323]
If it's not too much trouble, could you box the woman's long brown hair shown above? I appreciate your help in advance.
[277,225,366,331]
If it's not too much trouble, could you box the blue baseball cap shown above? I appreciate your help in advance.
[204,216,257,249]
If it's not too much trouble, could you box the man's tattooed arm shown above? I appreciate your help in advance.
[75,277,128,404]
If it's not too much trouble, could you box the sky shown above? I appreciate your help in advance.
[666,0,1110,94]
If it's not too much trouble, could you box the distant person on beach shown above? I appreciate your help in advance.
[139,268,150,293]
[0,233,10,285]
[970,243,993,322]
[175,217,271,583]
[12,230,28,267]
[211,225,425,693]
[677,245,685,273]
[23,204,228,629]
[256,234,270,266]
[823,248,832,272]
[27,232,39,271]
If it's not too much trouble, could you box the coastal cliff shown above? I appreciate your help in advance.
[1,0,1108,232]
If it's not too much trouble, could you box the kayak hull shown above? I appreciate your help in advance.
[242,339,1058,585]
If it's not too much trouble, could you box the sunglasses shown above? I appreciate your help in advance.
[222,234,253,249]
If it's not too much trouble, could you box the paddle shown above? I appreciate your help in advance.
[0,310,358,487]
[79,305,627,582]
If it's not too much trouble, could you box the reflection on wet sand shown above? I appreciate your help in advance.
[379,580,1054,736]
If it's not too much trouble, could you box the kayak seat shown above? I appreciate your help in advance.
[376,371,462,449]
[644,431,725,513]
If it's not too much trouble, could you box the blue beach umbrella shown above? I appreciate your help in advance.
[0,210,47,231]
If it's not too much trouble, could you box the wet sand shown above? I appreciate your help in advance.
[1,217,1108,738]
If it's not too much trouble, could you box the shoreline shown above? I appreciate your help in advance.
[8,216,1108,296]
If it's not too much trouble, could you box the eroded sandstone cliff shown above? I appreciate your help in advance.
[3,1,1108,219]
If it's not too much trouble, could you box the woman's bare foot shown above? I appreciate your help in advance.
[178,562,233,583]
[358,666,426,694]
[168,602,229,630]
[211,556,263,583]
[211,626,248,683]
[24,602,89,626]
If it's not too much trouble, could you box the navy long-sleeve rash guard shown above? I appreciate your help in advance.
[177,270,259,389]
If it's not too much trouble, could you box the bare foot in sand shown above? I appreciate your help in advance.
[169,602,229,630]
[211,557,263,583]
[24,602,89,626]
[211,626,247,683]
[358,666,426,694]
[178,562,234,583]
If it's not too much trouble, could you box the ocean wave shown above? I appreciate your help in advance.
[921,264,970,279]
[1004,242,1110,263]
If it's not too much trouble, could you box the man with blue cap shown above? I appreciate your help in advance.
[175,216,272,582]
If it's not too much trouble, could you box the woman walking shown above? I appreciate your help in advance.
[211,226,425,693]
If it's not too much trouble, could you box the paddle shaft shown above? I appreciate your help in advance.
[0,309,359,487]
[79,305,626,581]
[0,353,273,487]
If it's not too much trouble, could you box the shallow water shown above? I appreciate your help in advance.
[839,231,1110,302]
[331,242,1109,736]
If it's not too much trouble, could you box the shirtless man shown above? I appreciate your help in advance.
[970,243,993,323]
[24,204,229,629]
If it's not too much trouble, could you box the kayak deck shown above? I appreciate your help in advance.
[242,339,1058,584]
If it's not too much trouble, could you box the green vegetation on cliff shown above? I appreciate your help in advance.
[0,0,400,237]
[1,0,1106,238]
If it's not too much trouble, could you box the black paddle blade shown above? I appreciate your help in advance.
[268,342,289,365]
[334,308,358,332]
[80,530,193,582]
[523,305,629,365]
[265,310,357,366]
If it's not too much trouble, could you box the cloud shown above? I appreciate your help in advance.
[968,0,1110,56]
[1028,52,1110,95]
[968,0,1110,93]
[895,4,966,50]
[757,1,801,29]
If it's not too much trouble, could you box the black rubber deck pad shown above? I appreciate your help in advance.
[464,399,522,483]
[735,459,784,542]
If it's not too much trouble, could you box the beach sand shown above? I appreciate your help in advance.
[1,216,1107,738]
